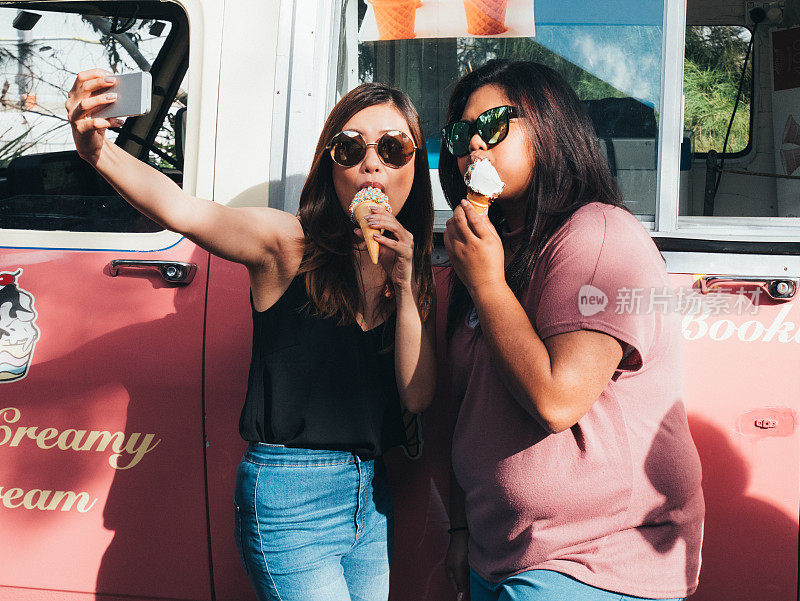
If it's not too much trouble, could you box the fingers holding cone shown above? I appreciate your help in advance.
[349,186,393,265]
[353,201,384,264]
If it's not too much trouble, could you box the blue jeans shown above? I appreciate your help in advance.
[470,569,685,601]
[234,443,393,601]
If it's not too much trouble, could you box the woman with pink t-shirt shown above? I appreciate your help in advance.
[439,60,705,601]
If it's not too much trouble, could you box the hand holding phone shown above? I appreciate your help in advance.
[93,71,152,119]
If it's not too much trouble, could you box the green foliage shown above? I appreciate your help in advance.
[683,26,752,154]
[685,26,752,100]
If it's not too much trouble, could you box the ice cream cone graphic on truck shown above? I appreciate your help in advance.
[0,270,40,383]
[369,0,418,40]
[464,0,508,35]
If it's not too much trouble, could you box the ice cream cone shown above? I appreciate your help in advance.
[463,0,508,35]
[464,158,504,213]
[353,201,383,264]
[369,0,417,40]
[350,186,392,264]
[466,191,492,215]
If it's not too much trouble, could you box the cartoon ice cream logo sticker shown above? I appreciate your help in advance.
[0,270,40,383]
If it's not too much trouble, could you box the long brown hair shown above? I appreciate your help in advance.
[297,83,434,326]
[439,60,626,340]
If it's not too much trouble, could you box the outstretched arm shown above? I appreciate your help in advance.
[66,69,303,271]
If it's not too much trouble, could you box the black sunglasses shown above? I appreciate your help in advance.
[441,105,522,157]
[326,129,417,168]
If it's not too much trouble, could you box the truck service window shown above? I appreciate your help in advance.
[336,0,665,222]
[679,17,800,219]
[0,3,188,233]
[684,25,753,157]
[676,21,800,219]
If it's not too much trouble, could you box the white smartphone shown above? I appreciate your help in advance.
[93,71,152,119]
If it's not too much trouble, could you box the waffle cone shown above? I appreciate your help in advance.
[353,201,383,264]
[463,0,508,35]
[369,0,417,40]
[466,191,492,214]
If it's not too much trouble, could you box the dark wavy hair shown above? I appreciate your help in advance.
[439,59,626,339]
[297,83,434,326]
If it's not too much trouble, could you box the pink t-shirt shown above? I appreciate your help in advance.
[449,202,705,598]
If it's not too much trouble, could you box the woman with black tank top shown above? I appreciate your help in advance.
[67,75,436,601]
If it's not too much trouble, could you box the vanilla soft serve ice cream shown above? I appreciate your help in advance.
[464,158,505,214]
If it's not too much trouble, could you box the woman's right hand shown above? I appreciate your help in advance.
[445,530,470,600]
[65,69,121,164]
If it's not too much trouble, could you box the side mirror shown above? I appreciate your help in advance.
[12,10,41,31]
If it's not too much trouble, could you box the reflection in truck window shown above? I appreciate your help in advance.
[339,0,664,220]
[0,2,188,233]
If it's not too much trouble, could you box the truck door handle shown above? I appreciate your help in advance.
[699,276,797,301]
[109,260,197,285]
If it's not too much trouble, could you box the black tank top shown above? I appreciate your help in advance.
[238,275,404,458]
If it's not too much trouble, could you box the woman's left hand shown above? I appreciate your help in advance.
[355,206,415,289]
[444,200,505,292]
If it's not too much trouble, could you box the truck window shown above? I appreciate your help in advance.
[336,0,665,223]
[0,3,188,233]
[684,25,753,157]
[678,16,800,220]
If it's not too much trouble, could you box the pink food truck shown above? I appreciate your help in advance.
[1,0,799,599]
